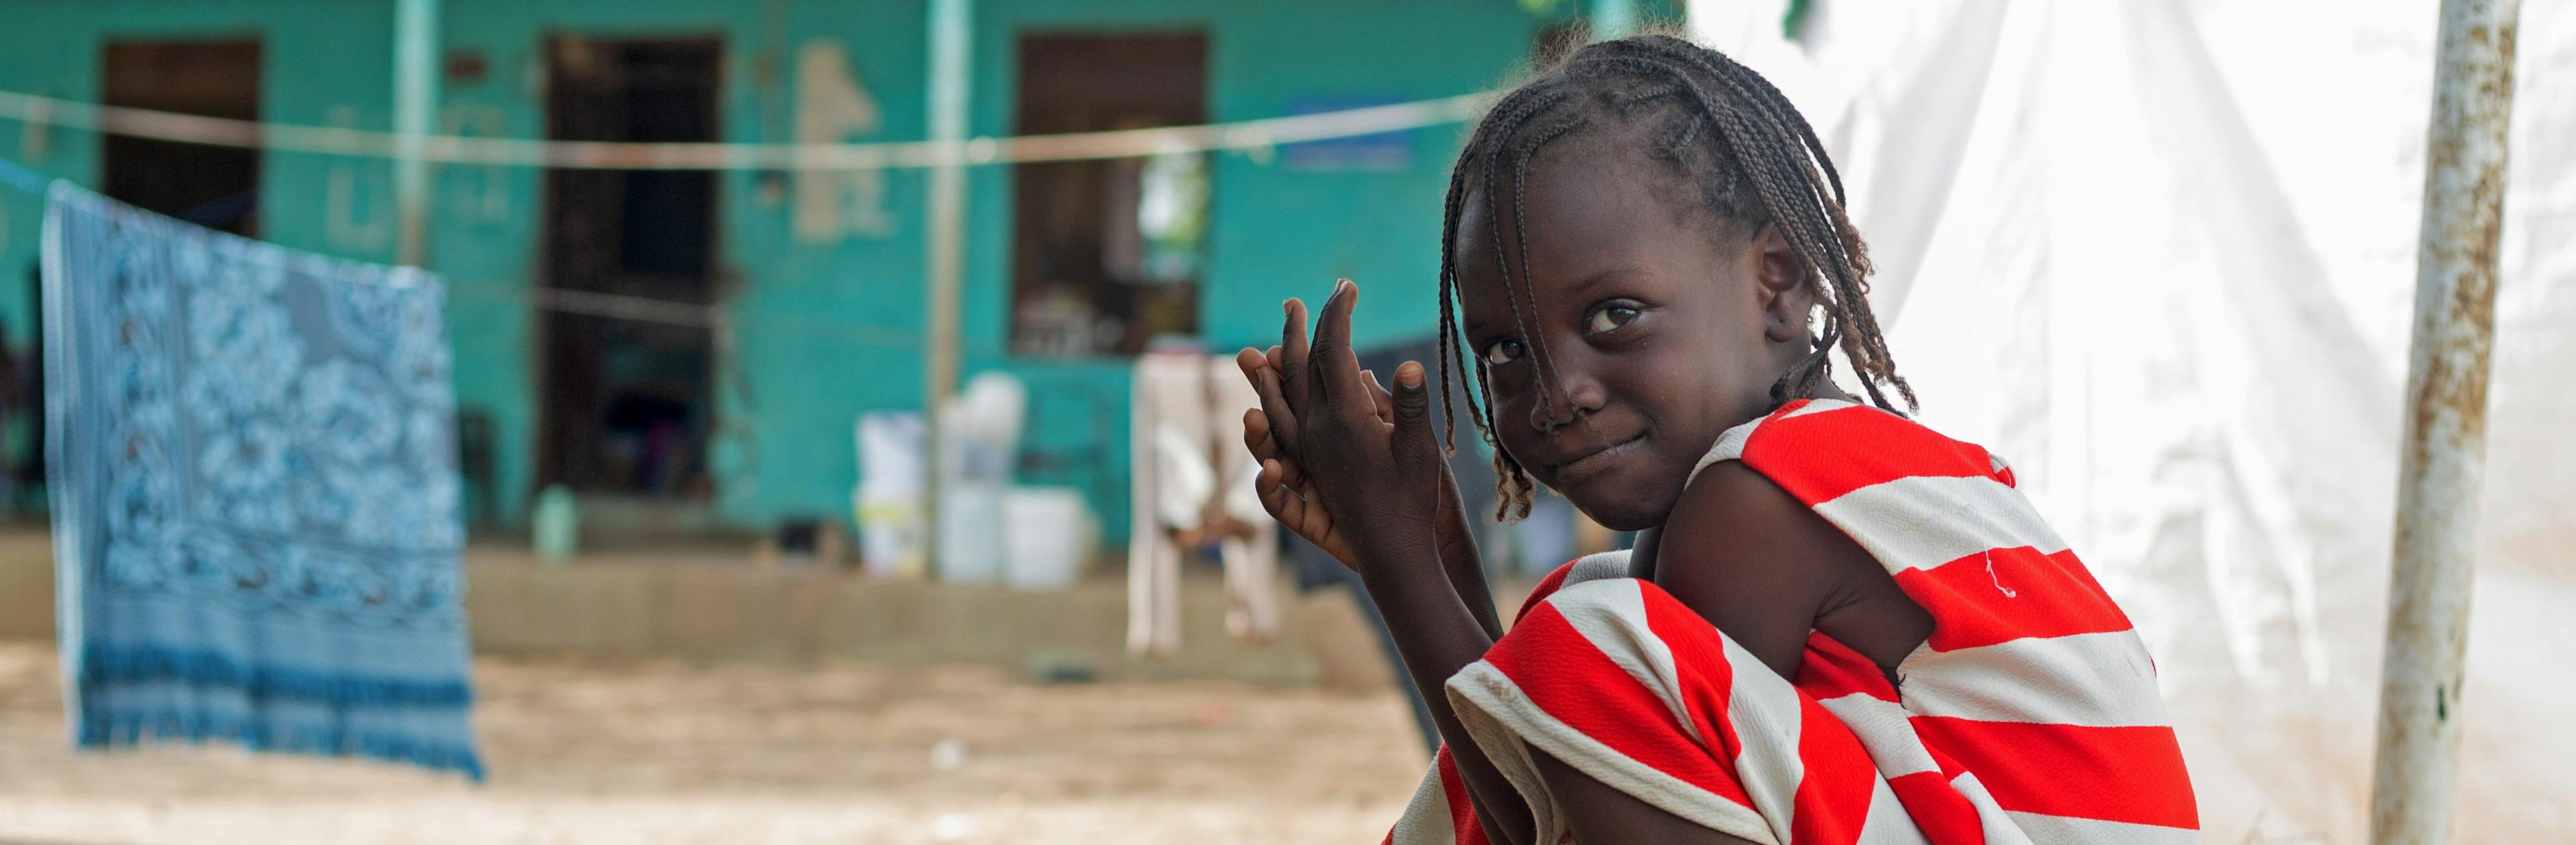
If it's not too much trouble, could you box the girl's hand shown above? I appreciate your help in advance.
[1240,361,1478,575]
[1238,280,1447,572]
[1238,398,1361,567]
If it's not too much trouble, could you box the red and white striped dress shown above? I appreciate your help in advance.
[1389,399,2198,845]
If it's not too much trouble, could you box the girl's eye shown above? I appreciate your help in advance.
[1481,339,1525,365]
[1586,304,1642,335]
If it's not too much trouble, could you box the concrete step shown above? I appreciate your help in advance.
[0,532,1398,690]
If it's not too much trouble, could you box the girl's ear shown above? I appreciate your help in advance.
[1750,224,1811,344]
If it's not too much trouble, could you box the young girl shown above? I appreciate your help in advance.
[1237,35,2196,845]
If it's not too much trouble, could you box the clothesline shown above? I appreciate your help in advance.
[0,88,1493,171]
[0,166,940,351]
[0,156,46,194]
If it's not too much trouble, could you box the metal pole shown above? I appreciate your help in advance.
[2370,1,2519,842]
[921,0,972,572]
[392,0,439,266]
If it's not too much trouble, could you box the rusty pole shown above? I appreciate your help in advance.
[392,0,439,266]
[920,0,972,571]
[2369,1,2519,842]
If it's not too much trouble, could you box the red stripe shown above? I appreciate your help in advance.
[1896,547,2137,651]
[1926,743,1970,781]
[1909,717,2198,829]
[1793,631,1899,703]
[1885,771,1988,845]
[1739,402,2002,506]
[1434,748,1487,845]
[1788,692,1884,845]
[1633,584,1747,775]
[1484,600,1758,810]
[1514,560,1583,624]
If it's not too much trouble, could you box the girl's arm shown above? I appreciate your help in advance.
[1648,459,1933,696]
[1531,748,1762,845]
[1348,522,1533,845]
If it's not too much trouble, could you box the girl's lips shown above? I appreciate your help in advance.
[1553,435,1644,484]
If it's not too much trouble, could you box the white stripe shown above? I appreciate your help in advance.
[1854,776,1935,845]
[1387,765,1456,845]
[1815,692,1943,778]
[1899,630,2168,727]
[1947,773,2040,845]
[1719,633,1808,844]
[1815,473,2069,573]
[1689,426,1757,484]
[1564,550,1631,585]
[1445,661,1780,844]
[1687,400,1871,484]
[1549,580,1707,746]
[2005,811,2201,845]
[1779,398,1864,420]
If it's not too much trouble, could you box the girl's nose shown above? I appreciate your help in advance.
[1529,357,1607,433]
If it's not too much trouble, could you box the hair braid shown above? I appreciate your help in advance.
[1438,87,1563,435]
[1507,115,1590,432]
[1434,150,1475,455]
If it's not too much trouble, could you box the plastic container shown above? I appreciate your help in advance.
[855,412,928,579]
[1002,487,1091,592]
[936,486,1006,584]
[932,372,1028,584]
[533,484,579,565]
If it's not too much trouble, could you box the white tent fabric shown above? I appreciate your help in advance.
[1689,0,2575,840]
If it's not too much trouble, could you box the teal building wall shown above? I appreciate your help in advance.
[0,0,1675,544]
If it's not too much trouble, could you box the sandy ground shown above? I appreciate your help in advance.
[0,643,1430,844]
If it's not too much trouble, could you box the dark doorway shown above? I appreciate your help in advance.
[1009,34,1210,357]
[537,36,720,498]
[101,40,262,235]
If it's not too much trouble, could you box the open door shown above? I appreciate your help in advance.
[101,39,262,234]
[1008,33,1210,357]
[536,36,721,498]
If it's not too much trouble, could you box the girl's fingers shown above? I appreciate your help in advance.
[1242,408,1307,490]
[1256,459,1305,526]
[1250,364,1301,453]
[1242,408,1275,461]
[1280,298,1313,413]
[1234,347,1269,385]
[1363,368,1395,425]
[1308,280,1369,408]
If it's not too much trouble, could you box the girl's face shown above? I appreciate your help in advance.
[1455,146,1812,530]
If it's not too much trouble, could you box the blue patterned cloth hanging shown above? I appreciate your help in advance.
[42,182,481,778]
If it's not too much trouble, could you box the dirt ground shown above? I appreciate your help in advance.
[0,642,1430,844]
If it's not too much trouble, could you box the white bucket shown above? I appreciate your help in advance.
[936,485,1008,585]
[1002,487,1091,592]
[855,412,929,579]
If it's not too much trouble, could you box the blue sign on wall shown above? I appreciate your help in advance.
[1280,95,1417,172]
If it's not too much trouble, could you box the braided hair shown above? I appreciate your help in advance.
[1436,33,1915,521]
